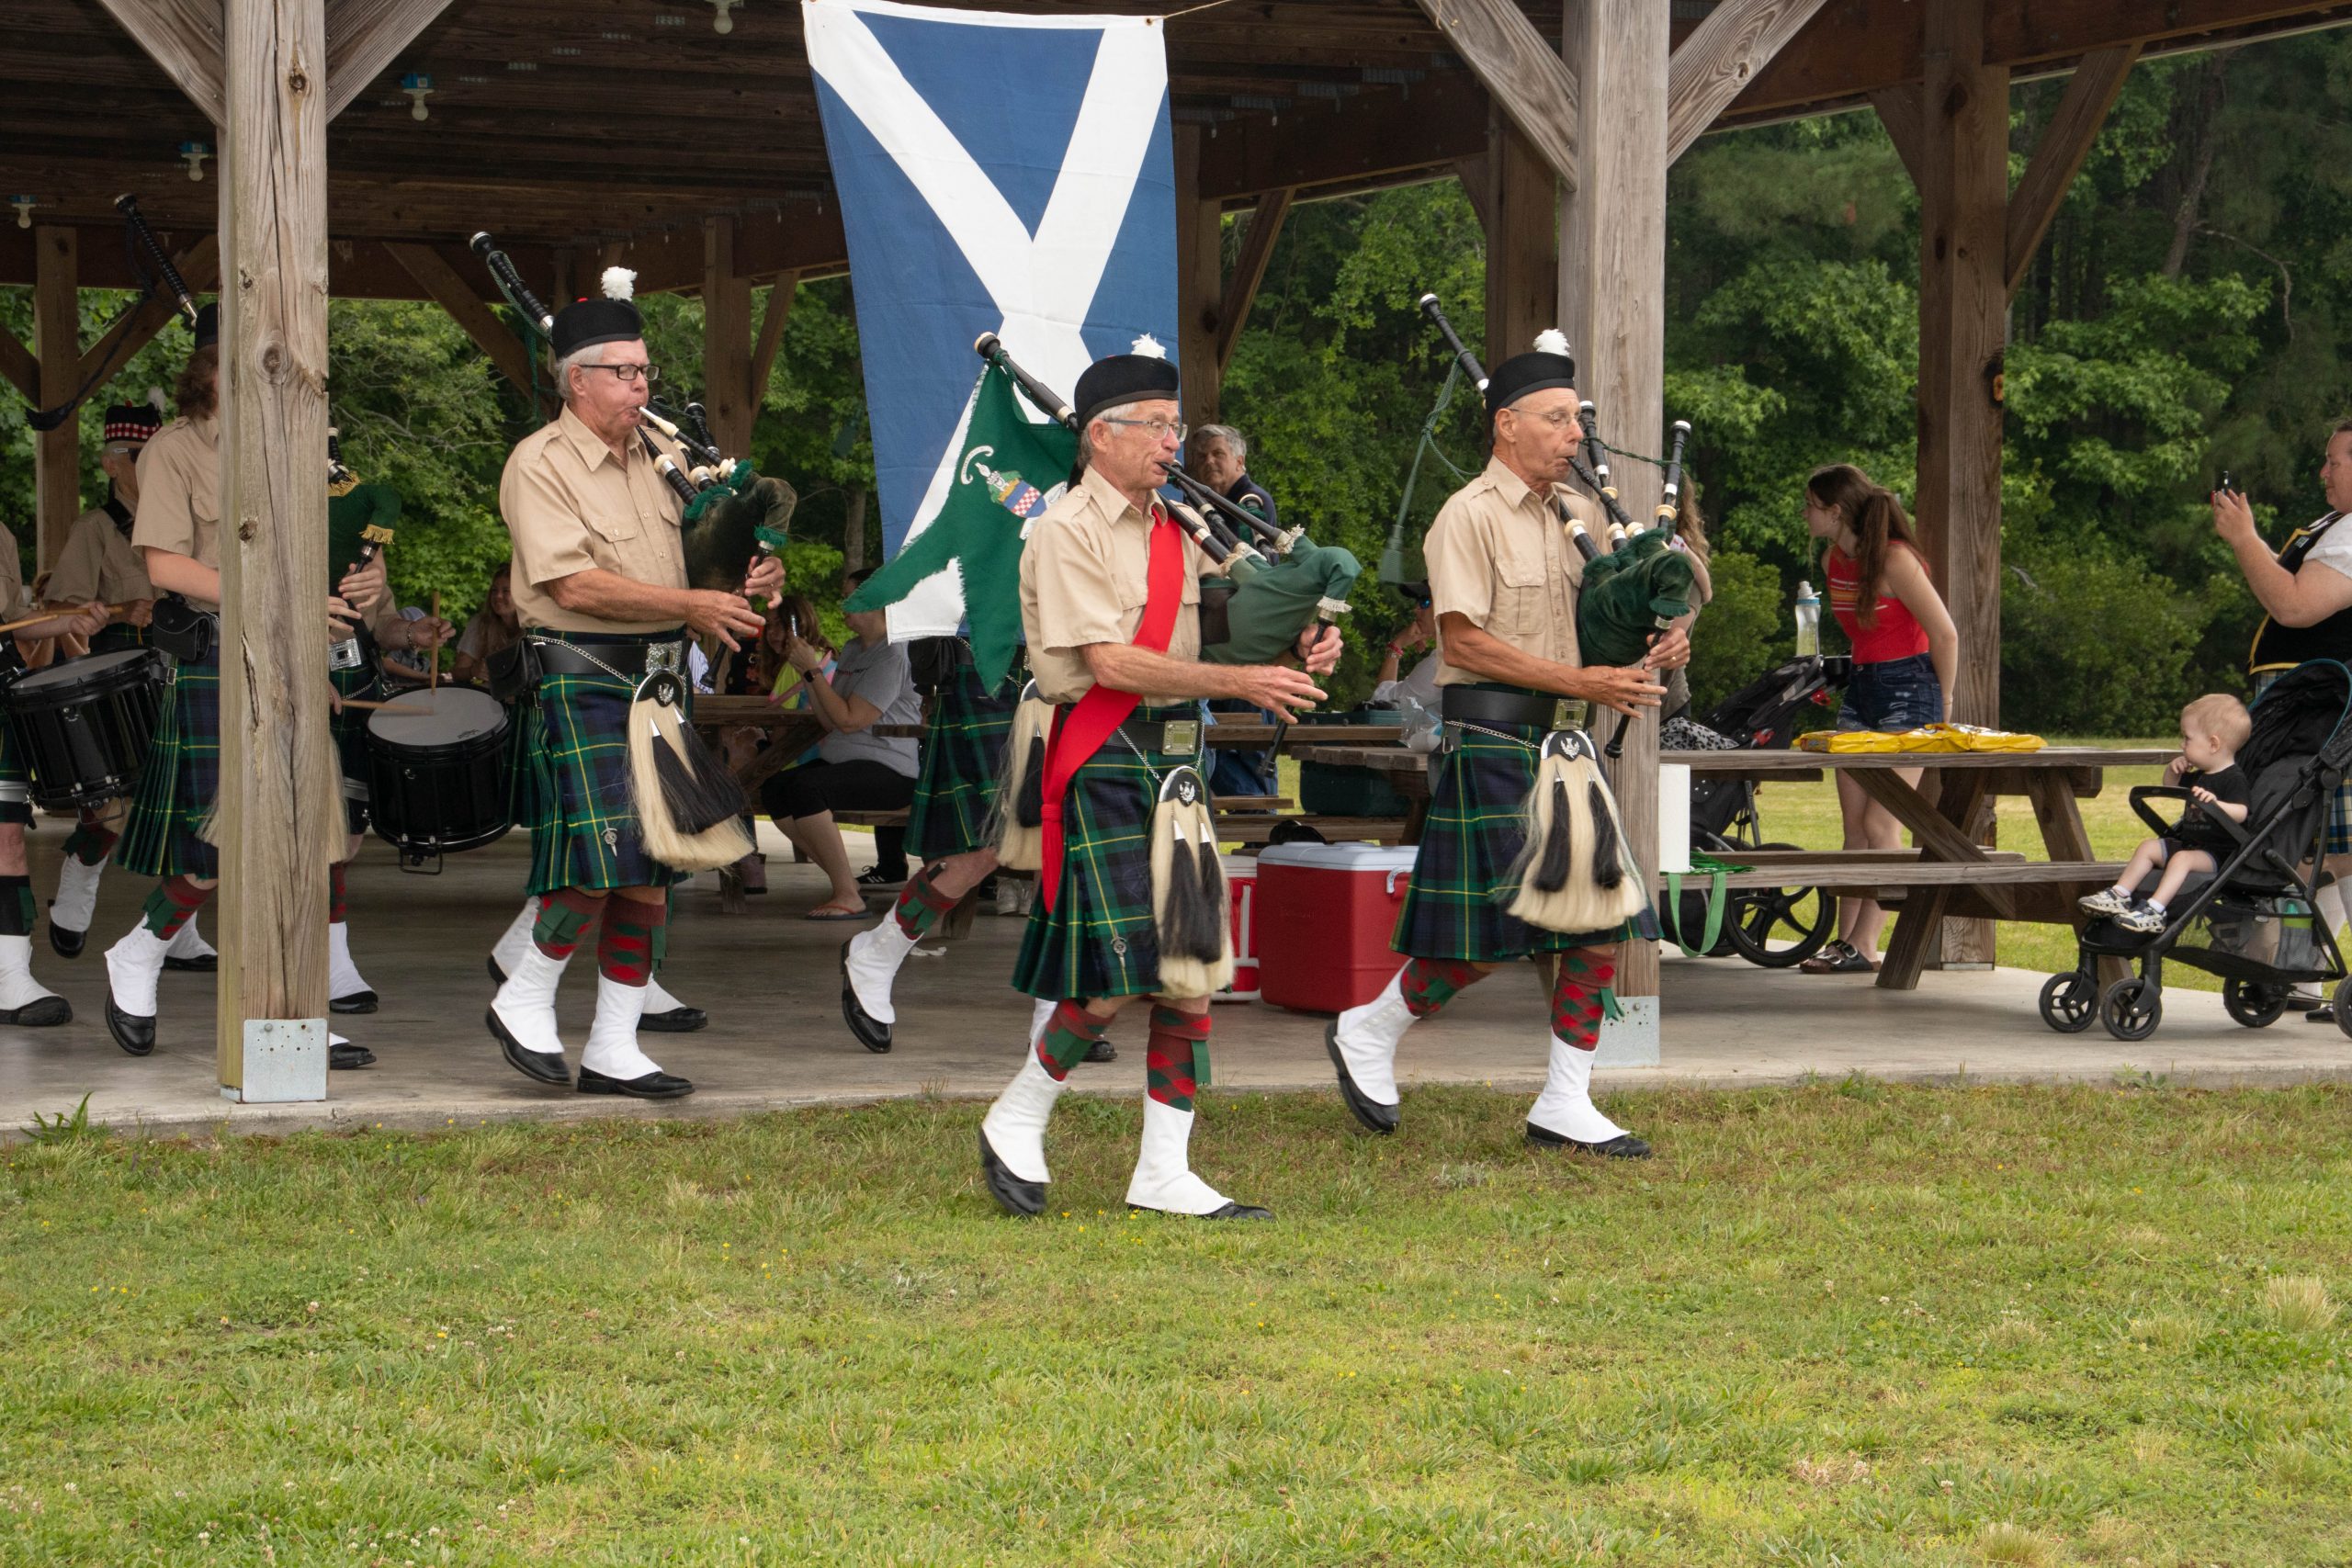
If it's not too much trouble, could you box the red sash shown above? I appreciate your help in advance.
[1039,506,1185,912]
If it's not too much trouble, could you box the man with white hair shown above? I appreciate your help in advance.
[484,275,782,1100]
[1187,423,1276,530]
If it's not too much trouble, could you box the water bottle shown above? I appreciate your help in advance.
[1793,581,1821,659]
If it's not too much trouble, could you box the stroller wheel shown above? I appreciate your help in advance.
[1723,843,1835,968]
[2222,978,2289,1029]
[2038,969,2098,1033]
[2335,976,2352,1041]
[2100,976,2162,1043]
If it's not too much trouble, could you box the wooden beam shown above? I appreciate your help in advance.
[749,275,797,407]
[76,234,220,386]
[215,0,336,1099]
[1484,117,1556,367]
[0,321,36,404]
[324,0,455,122]
[1666,0,1834,163]
[384,240,544,409]
[32,225,81,571]
[1868,85,1923,185]
[1913,0,2009,728]
[701,215,755,460]
[2004,43,2142,295]
[1172,125,1225,426]
[95,0,225,125]
[1215,188,1292,375]
[1410,0,1580,191]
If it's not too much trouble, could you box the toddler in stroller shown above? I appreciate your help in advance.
[2077,694,2253,934]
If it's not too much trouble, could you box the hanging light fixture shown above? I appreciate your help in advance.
[401,72,435,120]
[179,141,212,182]
[9,197,34,231]
[710,0,741,34]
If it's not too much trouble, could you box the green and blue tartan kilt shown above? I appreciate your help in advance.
[2253,667,2352,855]
[90,623,150,656]
[1392,718,1657,962]
[503,692,537,829]
[520,629,688,896]
[113,646,220,880]
[907,648,1021,862]
[330,659,384,835]
[1012,703,1201,1001]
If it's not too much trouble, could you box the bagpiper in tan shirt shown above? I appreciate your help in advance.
[1424,455,1594,687]
[46,500,155,608]
[132,415,220,604]
[1019,463,1205,706]
[498,405,688,635]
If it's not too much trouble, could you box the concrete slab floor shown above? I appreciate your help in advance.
[1,823,2346,1141]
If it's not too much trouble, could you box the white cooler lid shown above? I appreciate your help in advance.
[1256,841,1420,872]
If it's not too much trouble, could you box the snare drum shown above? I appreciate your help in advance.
[1,649,168,810]
[365,686,513,867]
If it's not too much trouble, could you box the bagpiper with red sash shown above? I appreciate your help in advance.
[976,341,1342,1220]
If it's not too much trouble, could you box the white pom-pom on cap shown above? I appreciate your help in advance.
[1129,333,1168,359]
[147,386,167,413]
[1532,329,1571,357]
[601,266,638,302]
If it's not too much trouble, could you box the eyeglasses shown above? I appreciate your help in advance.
[1102,416,1187,443]
[584,363,661,385]
[1504,408,1581,432]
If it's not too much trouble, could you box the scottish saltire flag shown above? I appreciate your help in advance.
[803,0,1180,640]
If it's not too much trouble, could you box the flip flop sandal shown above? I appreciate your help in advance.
[804,907,870,922]
[1799,942,1877,975]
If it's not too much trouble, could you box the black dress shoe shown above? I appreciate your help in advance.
[1084,1039,1117,1064]
[329,1041,375,1070]
[0,996,72,1028]
[639,1005,708,1035]
[486,954,507,986]
[486,1007,571,1086]
[979,1127,1046,1216]
[330,989,378,1016]
[1129,1200,1274,1220]
[163,953,217,973]
[576,1065,695,1100]
[1325,1022,1398,1134]
[48,923,85,960]
[1525,1122,1652,1158]
[106,994,155,1056]
[840,948,891,1053]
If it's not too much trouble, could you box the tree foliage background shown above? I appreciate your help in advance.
[8,37,2350,731]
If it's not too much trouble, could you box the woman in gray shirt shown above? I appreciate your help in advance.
[762,582,924,919]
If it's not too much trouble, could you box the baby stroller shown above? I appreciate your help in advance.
[1659,654,1852,968]
[2039,659,2352,1042]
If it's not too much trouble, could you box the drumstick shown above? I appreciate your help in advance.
[429,590,441,696]
[0,602,129,637]
[338,697,436,712]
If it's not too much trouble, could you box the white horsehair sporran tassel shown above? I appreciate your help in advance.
[1148,765,1233,998]
[1504,729,1649,934]
[989,682,1055,872]
[627,667,752,872]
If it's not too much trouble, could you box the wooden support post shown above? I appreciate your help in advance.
[32,225,81,572]
[750,273,797,408]
[1216,189,1291,375]
[1562,0,1670,1011]
[1483,117,1556,368]
[1171,125,1224,426]
[703,216,755,459]
[215,0,335,1101]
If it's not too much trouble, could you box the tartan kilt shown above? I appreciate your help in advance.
[90,623,150,656]
[907,649,1020,862]
[113,646,220,880]
[1012,703,1200,1001]
[503,692,537,829]
[1392,720,1656,962]
[2253,667,2352,855]
[330,660,383,835]
[521,630,688,896]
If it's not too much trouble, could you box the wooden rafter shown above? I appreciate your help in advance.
[324,0,456,122]
[1215,188,1293,375]
[750,276,797,405]
[76,235,220,385]
[0,321,35,402]
[1409,0,1579,192]
[2004,44,2143,294]
[1869,85,1923,184]
[1666,0,1834,164]
[383,240,544,407]
[94,0,225,124]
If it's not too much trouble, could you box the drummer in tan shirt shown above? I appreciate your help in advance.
[484,277,781,1102]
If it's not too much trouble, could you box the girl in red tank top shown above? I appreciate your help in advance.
[1799,464,1962,974]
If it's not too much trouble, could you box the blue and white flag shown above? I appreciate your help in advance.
[804,0,1179,638]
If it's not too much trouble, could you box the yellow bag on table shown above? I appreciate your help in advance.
[1798,722,2044,755]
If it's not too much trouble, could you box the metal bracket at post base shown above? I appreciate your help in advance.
[1596,994,1659,1068]
[221,1018,328,1104]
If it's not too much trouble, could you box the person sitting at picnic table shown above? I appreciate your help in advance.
[450,561,522,686]
[1799,463,1960,976]
[2217,420,2352,1018]
[1373,595,1442,712]
[760,570,922,919]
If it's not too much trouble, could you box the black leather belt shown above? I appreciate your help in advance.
[1114,716,1204,754]
[1441,685,1565,729]
[528,635,684,680]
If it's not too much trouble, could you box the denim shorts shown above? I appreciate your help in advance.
[1836,652,1943,732]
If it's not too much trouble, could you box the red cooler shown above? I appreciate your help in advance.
[1253,842,1418,1013]
[1215,854,1261,1003]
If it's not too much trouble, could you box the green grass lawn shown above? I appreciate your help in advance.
[6,1085,2351,1564]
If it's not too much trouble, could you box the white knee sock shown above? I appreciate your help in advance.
[165,913,215,960]
[328,921,370,999]
[582,975,662,1080]
[0,934,62,1010]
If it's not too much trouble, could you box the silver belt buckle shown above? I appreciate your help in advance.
[1160,718,1199,753]
[328,637,364,671]
[646,641,684,676]
[1552,698,1589,732]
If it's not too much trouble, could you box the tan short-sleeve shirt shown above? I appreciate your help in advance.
[1020,465,1205,705]
[1425,456,1589,686]
[46,503,155,607]
[132,416,220,589]
[498,405,687,634]
[0,525,35,622]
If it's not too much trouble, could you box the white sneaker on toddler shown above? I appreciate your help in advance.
[2115,901,2166,935]
[2078,887,2133,919]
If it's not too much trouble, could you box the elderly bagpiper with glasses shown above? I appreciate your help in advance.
[974,339,1342,1222]
[483,273,783,1100]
